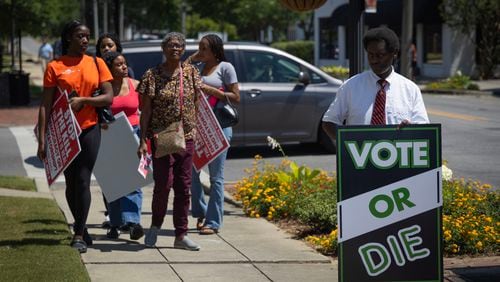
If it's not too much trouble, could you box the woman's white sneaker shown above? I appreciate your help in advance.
[174,236,200,251]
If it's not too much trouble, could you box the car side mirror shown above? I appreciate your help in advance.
[298,71,310,85]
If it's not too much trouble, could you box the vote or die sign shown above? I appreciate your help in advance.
[43,90,81,185]
[336,124,442,281]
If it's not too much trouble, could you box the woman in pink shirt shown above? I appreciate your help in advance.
[102,51,144,240]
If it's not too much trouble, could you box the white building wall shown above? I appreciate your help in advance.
[444,24,476,77]
[314,0,347,66]
[314,0,477,79]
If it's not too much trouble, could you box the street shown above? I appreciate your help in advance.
[223,93,500,189]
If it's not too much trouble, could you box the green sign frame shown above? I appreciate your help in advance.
[336,124,443,282]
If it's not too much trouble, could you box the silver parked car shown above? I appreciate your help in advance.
[121,41,342,152]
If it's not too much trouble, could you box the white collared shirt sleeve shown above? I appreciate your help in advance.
[323,83,348,125]
[410,87,430,124]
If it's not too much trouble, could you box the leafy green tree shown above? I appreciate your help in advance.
[233,0,300,41]
[124,0,182,34]
[0,0,79,38]
[440,0,500,79]
[187,0,240,37]
[185,14,237,40]
[187,0,302,41]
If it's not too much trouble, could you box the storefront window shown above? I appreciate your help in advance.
[423,24,442,64]
[319,18,339,60]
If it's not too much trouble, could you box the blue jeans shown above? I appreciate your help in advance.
[191,127,232,230]
[109,125,143,227]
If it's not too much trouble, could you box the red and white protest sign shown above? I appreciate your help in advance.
[43,90,81,185]
[193,95,230,171]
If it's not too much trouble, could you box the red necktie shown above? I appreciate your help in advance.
[371,79,387,125]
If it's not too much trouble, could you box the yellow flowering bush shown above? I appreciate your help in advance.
[234,155,336,223]
[234,141,498,257]
[442,179,499,255]
[233,155,288,219]
[306,229,337,255]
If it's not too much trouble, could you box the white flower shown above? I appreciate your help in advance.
[267,136,279,150]
[442,165,453,181]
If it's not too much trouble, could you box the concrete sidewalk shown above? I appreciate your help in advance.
[2,178,497,281]
[45,181,337,282]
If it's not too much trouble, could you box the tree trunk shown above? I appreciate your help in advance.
[400,0,413,79]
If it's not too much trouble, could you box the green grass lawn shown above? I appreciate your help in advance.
[0,175,36,191]
[0,196,90,281]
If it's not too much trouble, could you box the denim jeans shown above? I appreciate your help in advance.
[191,127,232,230]
[108,126,143,227]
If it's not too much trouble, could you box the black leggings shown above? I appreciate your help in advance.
[64,125,100,236]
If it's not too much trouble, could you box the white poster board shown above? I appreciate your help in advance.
[94,112,153,202]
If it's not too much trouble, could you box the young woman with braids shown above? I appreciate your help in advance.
[37,20,113,253]
[186,34,240,235]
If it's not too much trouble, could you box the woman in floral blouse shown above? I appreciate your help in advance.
[137,32,201,251]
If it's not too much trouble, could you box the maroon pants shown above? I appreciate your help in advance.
[151,140,193,237]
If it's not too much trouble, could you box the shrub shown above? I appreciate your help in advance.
[293,187,336,233]
[271,41,314,63]
[234,138,499,257]
[442,179,499,255]
[320,65,349,80]
[233,155,337,222]
[425,71,480,91]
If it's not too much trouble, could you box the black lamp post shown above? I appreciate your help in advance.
[347,0,365,77]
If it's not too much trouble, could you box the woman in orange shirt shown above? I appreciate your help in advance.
[37,20,113,253]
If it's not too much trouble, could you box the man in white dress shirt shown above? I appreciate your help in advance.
[322,27,429,143]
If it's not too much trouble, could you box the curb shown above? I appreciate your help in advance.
[0,187,52,199]
[34,177,50,194]
[422,89,496,96]
[199,170,243,208]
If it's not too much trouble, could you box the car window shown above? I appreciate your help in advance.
[307,69,327,84]
[182,50,235,65]
[242,51,304,83]
[124,51,163,79]
[182,49,238,78]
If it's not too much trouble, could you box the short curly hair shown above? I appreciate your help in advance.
[363,27,400,53]
[96,33,123,58]
[161,32,186,49]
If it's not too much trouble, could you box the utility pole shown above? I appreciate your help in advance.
[103,0,108,34]
[400,0,413,79]
[114,0,120,38]
[347,0,365,77]
[119,1,124,39]
[93,0,99,41]
[80,0,86,23]
[10,0,15,71]
[181,0,187,35]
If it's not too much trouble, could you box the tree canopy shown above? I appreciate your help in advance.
[0,0,308,43]
[0,0,79,39]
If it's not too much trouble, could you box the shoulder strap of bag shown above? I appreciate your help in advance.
[179,63,184,118]
[93,55,103,93]
[93,55,100,78]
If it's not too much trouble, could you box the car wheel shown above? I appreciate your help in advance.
[318,126,336,154]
